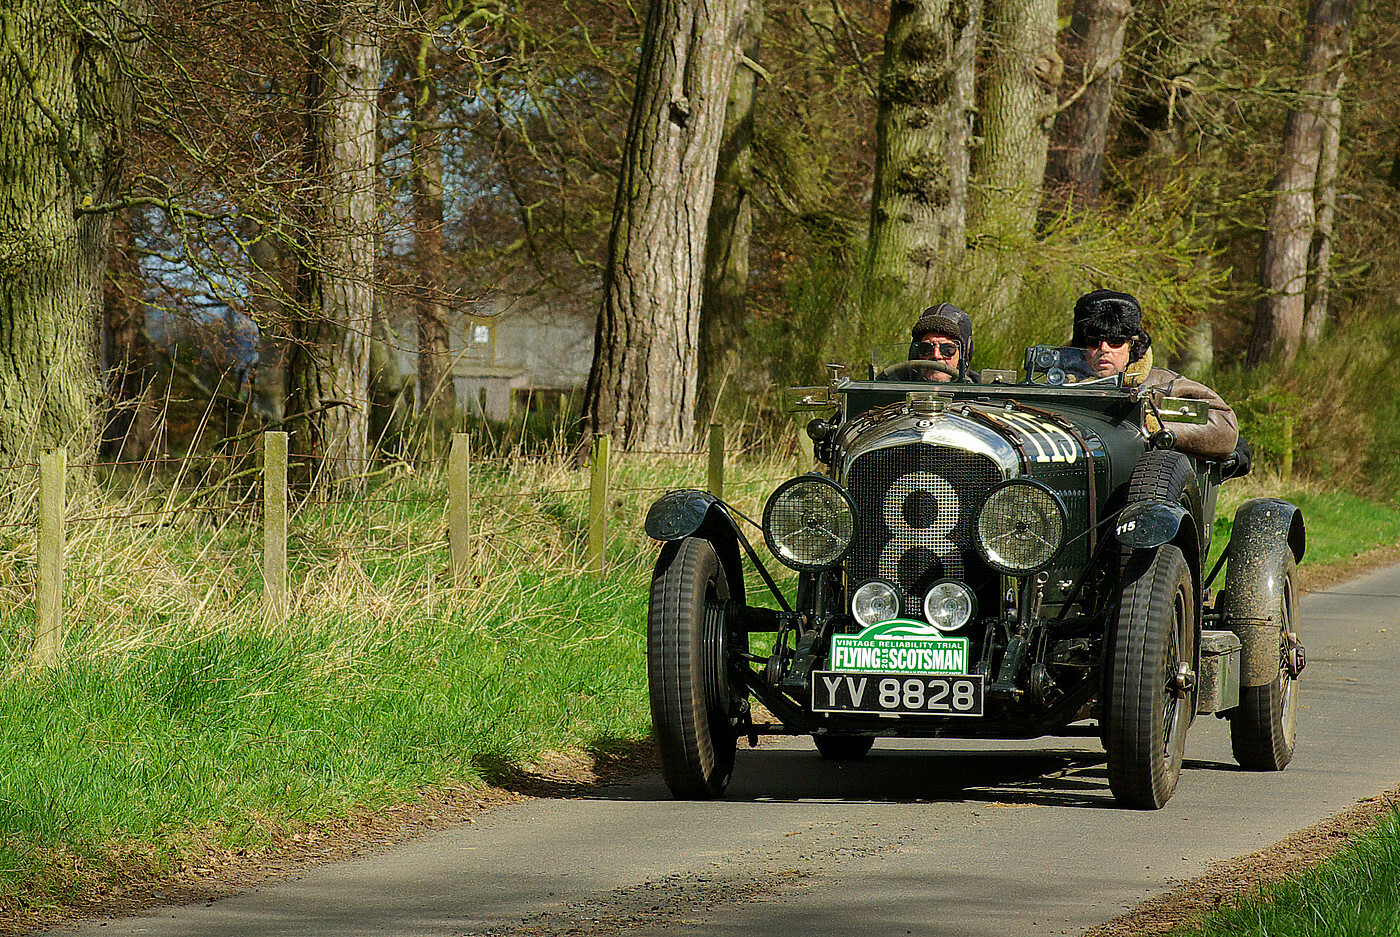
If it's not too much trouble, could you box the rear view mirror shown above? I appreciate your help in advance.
[1158,398,1209,425]
[782,386,836,412]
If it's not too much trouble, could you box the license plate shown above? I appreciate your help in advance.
[811,670,984,716]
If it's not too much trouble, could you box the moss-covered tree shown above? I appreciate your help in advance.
[1249,0,1355,366]
[866,0,978,293]
[973,0,1059,235]
[1045,0,1129,211]
[0,2,132,465]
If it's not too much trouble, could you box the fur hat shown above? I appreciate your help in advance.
[910,303,974,363]
[1072,289,1152,363]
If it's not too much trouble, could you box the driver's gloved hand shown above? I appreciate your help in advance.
[1224,437,1253,479]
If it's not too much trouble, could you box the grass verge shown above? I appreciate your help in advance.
[1185,809,1400,935]
[0,447,793,925]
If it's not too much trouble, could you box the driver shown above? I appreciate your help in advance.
[909,303,976,383]
[1071,289,1239,461]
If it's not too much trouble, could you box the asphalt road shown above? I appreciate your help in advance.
[45,562,1400,937]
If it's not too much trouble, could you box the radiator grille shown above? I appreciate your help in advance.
[847,444,1001,618]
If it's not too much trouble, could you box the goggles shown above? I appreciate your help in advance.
[913,340,960,359]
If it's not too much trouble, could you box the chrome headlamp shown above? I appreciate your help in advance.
[976,480,1066,575]
[763,476,857,570]
[923,579,977,632]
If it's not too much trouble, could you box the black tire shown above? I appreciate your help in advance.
[1123,450,1199,525]
[1106,543,1195,809]
[648,537,739,799]
[1230,553,1300,770]
[812,735,874,761]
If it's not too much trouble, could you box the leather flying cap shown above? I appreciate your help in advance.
[910,302,974,362]
[1072,289,1152,362]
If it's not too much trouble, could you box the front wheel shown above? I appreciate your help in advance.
[648,537,740,799]
[1230,554,1301,770]
[1105,543,1196,809]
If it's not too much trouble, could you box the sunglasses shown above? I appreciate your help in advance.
[913,340,960,359]
[1084,336,1130,350]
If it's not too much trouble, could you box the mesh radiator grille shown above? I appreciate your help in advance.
[846,444,1001,617]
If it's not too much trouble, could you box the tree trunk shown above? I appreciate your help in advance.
[949,0,979,251]
[697,0,763,427]
[866,0,979,292]
[973,0,1060,235]
[1302,77,1343,347]
[1045,0,1129,211]
[410,33,455,424]
[0,2,128,466]
[1248,0,1354,367]
[583,0,748,452]
[286,0,381,482]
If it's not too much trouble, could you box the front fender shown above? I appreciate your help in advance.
[645,490,746,605]
[1218,498,1306,686]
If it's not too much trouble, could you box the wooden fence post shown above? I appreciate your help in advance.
[587,434,610,576]
[33,447,66,666]
[449,433,471,586]
[708,423,725,500]
[1282,415,1294,485]
[263,431,288,626]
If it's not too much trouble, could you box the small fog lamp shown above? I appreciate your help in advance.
[852,580,901,628]
[923,580,976,632]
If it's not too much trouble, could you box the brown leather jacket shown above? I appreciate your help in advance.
[1124,351,1240,461]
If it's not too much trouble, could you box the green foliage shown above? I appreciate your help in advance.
[0,579,652,905]
[1207,313,1400,493]
[746,178,1226,395]
[1173,810,1400,936]
[1209,484,1400,576]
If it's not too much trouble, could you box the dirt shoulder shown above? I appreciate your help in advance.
[4,549,1397,937]
[1295,542,1400,595]
[1084,788,1399,936]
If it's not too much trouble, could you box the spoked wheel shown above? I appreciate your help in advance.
[812,735,874,761]
[1106,543,1196,809]
[648,537,741,799]
[1230,553,1301,770]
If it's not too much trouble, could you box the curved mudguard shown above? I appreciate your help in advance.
[1217,497,1305,686]
[646,490,746,605]
[1115,500,1189,549]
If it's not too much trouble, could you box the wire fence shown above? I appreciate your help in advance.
[8,429,806,665]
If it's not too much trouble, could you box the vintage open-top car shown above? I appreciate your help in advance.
[644,345,1306,809]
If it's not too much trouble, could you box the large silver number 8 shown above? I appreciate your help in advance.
[877,471,963,587]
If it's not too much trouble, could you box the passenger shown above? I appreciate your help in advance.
[1071,289,1239,461]
[908,303,977,383]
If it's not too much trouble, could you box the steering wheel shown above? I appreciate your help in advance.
[875,359,961,381]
